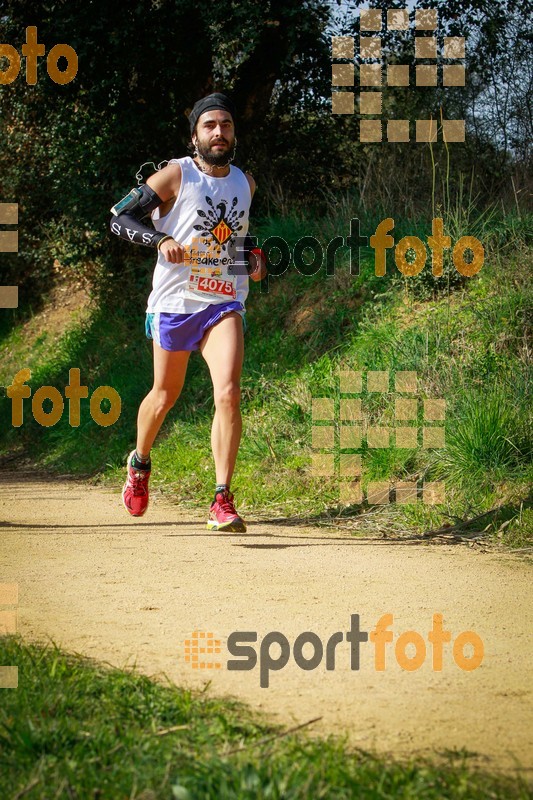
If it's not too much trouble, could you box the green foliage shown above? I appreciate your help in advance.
[433,385,532,497]
[0,0,332,303]
[1,0,530,318]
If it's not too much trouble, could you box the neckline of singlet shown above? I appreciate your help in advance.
[190,157,233,180]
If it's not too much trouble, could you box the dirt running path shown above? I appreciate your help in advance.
[1,472,531,775]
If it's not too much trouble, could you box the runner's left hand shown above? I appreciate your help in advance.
[248,248,268,282]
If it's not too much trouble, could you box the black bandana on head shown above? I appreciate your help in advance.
[188,93,236,135]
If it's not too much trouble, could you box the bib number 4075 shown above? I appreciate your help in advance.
[196,277,236,297]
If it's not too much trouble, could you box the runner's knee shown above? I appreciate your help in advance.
[214,382,241,411]
[151,387,181,415]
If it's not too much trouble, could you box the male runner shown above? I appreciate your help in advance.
[109,93,266,532]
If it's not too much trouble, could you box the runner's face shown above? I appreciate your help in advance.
[194,110,236,166]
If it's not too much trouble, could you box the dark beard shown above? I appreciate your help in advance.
[196,138,236,166]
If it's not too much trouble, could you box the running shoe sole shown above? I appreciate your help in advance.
[206,518,247,532]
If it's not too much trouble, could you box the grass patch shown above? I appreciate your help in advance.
[0,636,530,799]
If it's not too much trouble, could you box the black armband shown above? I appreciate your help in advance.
[109,184,168,248]
[110,183,164,218]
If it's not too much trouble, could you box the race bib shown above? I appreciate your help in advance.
[183,235,239,300]
[187,267,237,299]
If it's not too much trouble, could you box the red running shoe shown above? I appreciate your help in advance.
[122,450,150,517]
[207,489,246,532]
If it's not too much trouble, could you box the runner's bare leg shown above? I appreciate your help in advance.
[136,343,191,456]
[199,312,244,486]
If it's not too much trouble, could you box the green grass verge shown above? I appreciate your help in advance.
[0,636,530,799]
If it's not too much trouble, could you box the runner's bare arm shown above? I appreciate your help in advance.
[145,163,184,264]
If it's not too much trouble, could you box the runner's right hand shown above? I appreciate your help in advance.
[160,238,185,264]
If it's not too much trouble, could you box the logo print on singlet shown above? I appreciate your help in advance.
[193,196,245,252]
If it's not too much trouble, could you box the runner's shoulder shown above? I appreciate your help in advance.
[158,160,182,183]
[146,160,182,200]
[244,171,256,197]
[231,163,255,195]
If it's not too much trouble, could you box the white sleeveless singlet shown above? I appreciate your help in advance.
[146,156,251,313]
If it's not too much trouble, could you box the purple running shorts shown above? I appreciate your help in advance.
[145,301,246,352]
